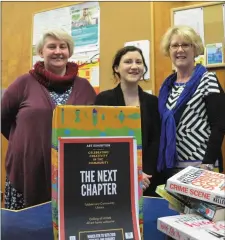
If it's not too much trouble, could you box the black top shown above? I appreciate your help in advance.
[95,84,161,177]
[204,85,225,170]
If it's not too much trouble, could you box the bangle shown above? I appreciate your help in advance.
[205,164,214,171]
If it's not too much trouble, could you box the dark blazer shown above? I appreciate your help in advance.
[95,84,161,196]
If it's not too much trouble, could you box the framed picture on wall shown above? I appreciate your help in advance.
[206,43,224,66]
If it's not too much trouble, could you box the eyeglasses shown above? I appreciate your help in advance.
[170,43,192,51]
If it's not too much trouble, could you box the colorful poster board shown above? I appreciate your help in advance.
[52,106,143,240]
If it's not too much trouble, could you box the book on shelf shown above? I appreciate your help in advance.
[156,184,194,214]
[166,166,225,207]
[157,214,225,240]
[170,190,225,222]
[156,184,225,221]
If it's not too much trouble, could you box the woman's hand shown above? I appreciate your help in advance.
[142,172,152,191]
[200,164,214,171]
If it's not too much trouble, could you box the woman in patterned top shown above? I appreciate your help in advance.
[1,29,96,209]
[157,25,225,181]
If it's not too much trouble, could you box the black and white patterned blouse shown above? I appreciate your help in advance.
[166,72,220,168]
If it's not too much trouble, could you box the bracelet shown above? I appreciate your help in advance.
[205,164,214,171]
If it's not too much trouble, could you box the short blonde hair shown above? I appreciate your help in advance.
[160,25,204,57]
[36,29,74,57]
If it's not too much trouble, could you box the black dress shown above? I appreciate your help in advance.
[95,84,161,196]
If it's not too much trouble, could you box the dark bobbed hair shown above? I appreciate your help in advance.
[112,46,148,80]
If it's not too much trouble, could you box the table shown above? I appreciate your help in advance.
[1,197,177,239]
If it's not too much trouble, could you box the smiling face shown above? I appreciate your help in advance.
[169,34,195,70]
[114,51,145,84]
[39,36,70,73]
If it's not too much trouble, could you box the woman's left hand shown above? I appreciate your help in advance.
[199,164,214,171]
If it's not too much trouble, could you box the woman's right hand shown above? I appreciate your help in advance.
[142,172,152,191]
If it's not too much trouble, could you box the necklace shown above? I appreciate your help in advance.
[175,82,186,87]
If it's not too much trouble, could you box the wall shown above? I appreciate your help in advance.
[181,1,225,91]
[2,2,154,90]
[153,1,225,94]
[100,2,154,91]
[152,1,186,94]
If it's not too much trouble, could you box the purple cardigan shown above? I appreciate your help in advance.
[1,73,96,207]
